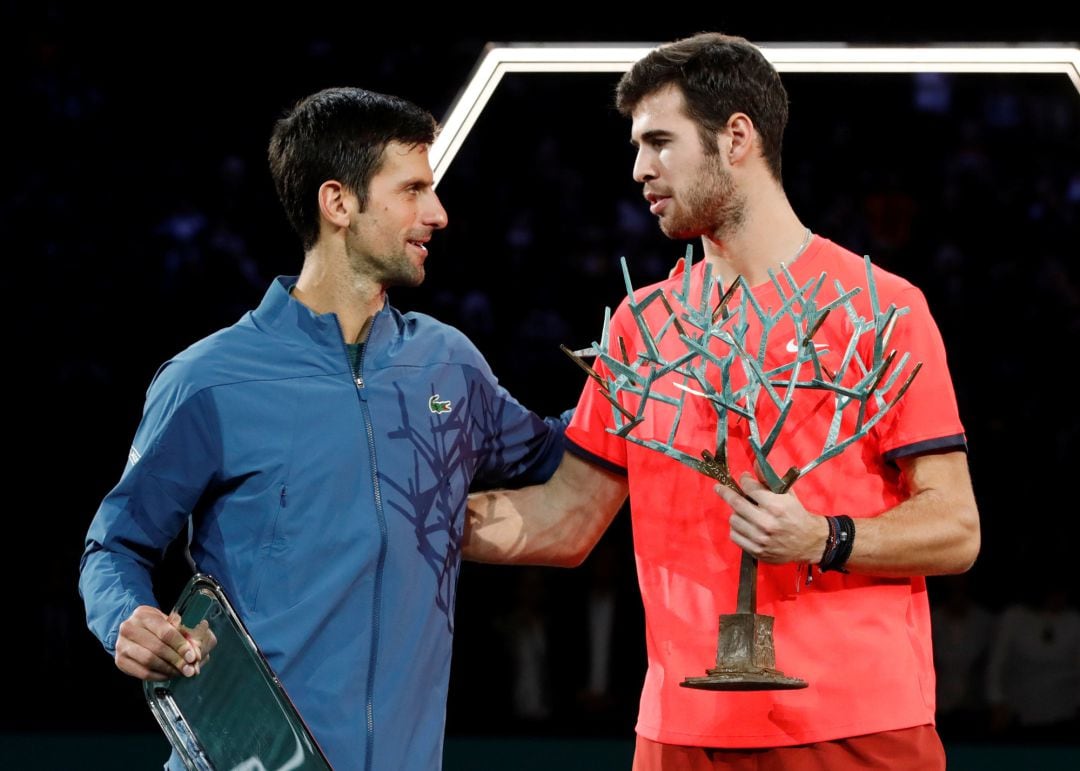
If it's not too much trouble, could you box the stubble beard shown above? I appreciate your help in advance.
[362,254,424,289]
[346,224,425,290]
[660,152,745,241]
[377,252,424,289]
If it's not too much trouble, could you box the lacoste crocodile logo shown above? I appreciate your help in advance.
[429,394,453,414]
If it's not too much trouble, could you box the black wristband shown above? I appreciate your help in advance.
[819,516,839,566]
[819,515,855,573]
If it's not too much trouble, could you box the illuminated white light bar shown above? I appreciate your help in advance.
[431,44,1080,185]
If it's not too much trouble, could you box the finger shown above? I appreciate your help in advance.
[202,625,219,656]
[114,631,173,681]
[739,472,767,494]
[718,482,770,529]
[167,610,202,663]
[728,504,767,542]
[178,625,204,658]
[115,624,196,680]
[125,607,199,674]
[728,522,761,556]
[714,483,739,508]
[133,621,197,675]
[728,514,759,545]
[182,619,222,674]
[157,619,201,667]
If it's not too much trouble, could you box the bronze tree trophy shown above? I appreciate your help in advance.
[563,248,920,691]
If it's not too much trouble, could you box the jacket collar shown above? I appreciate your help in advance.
[251,275,397,355]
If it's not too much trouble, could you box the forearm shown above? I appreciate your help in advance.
[836,450,980,576]
[463,454,628,567]
[464,486,587,567]
[843,485,980,576]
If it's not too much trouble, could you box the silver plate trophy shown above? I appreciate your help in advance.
[144,573,333,770]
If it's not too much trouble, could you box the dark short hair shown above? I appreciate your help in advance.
[268,87,437,250]
[616,32,788,181]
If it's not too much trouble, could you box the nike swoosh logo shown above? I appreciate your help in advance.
[786,338,828,354]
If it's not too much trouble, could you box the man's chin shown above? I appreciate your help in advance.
[383,268,425,290]
[402,267,425,288]
[660,221,699,240]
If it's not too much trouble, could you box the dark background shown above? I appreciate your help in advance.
[5,1,1079,761]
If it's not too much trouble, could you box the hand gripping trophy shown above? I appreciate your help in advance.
[563,248,920,691]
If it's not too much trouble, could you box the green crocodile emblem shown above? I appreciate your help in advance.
[429,394,453,414]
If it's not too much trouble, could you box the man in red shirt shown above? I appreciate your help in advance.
[463,32,980,770]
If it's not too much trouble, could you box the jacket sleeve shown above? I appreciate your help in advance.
[78,364,221,656]
[467,355,568,490]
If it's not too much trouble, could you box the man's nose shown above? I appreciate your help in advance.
[424,191,448,230]
[632,148,656,184]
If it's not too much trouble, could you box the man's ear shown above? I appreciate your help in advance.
[317,180,353,229]
[725,113,755,165]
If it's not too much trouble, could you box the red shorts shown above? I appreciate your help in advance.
[632,725,945,771]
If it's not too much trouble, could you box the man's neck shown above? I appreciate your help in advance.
[292,250,385,343]
[700,178,808,288]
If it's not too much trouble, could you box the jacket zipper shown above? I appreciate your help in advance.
[352,330,388,771]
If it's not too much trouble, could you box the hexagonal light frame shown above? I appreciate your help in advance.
[431,43,1080,185]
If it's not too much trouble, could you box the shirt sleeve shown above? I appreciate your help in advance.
[565,307,630,475]
[871,285,967,461]
[78,364,221,655]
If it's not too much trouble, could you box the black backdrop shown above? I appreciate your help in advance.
[5,3,1078,748]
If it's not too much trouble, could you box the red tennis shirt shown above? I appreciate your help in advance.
[566,235,966,747]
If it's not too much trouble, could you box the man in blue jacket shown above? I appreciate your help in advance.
[79,87,567,771]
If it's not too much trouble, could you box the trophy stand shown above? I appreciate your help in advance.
[682,450,807,691]
[682,547,807,690]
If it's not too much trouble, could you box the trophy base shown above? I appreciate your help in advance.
[680,611,809,691]
[681,668,808,691]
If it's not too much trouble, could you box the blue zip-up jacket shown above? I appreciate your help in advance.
[79,276,566,770]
